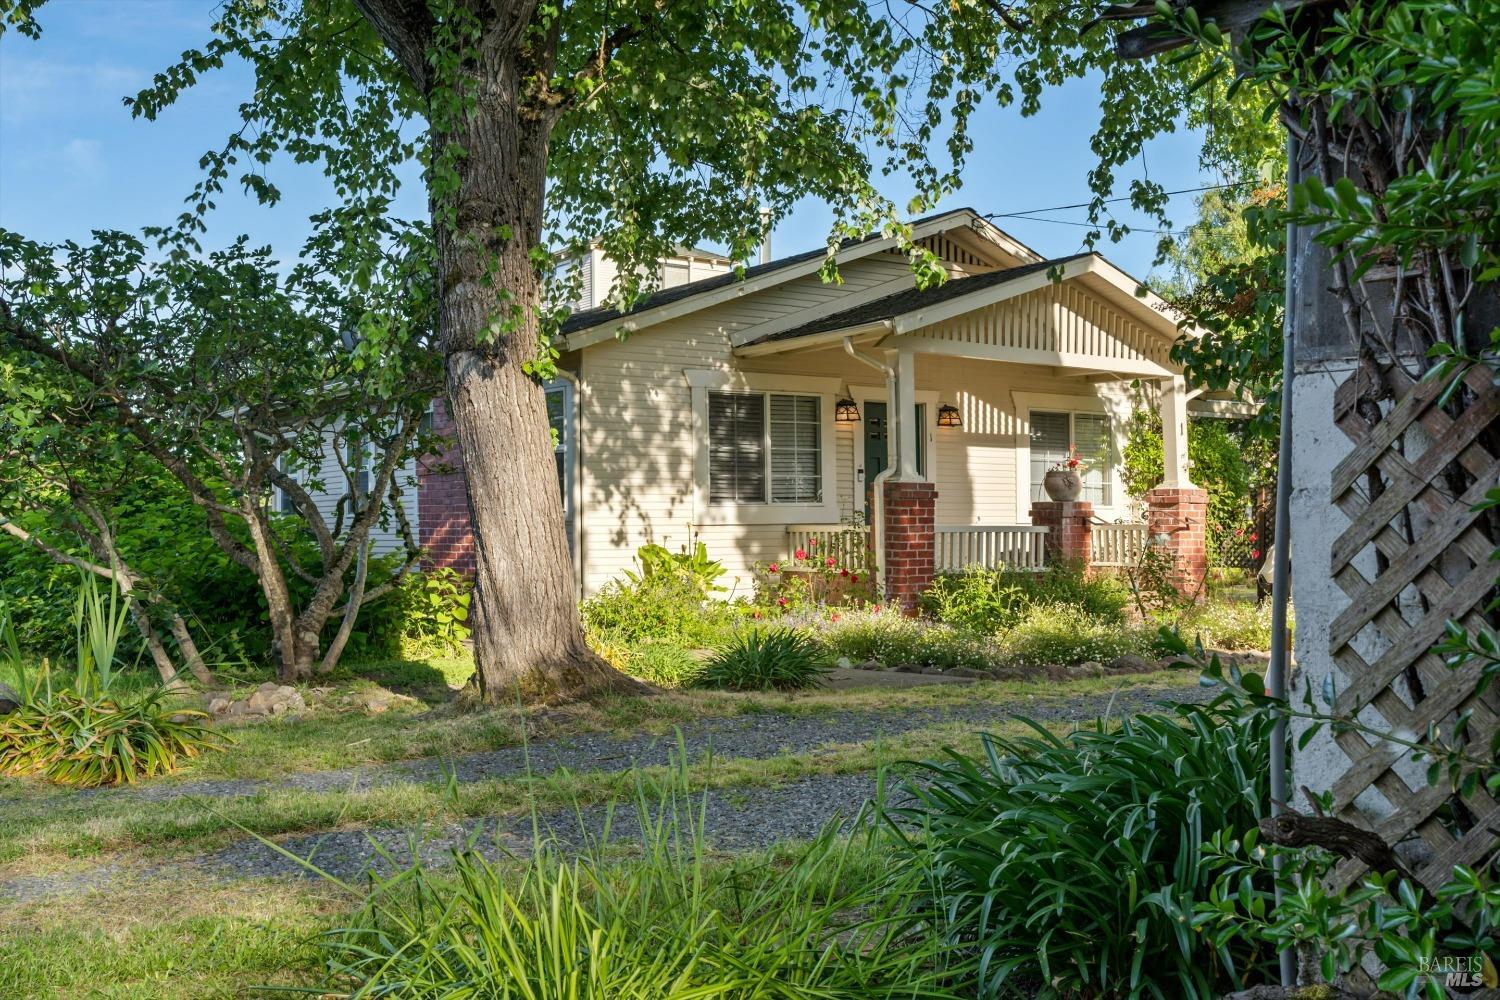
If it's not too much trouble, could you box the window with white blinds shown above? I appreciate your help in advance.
[709,392,767,503]
[1029,409,1113,505]
[708,391,821,505]
[769,394,821,503]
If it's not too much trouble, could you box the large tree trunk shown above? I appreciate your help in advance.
[438,52,642,704]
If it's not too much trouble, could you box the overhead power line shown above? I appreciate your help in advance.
[981,180,1250,221]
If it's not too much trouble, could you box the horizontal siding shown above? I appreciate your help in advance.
[296,434,421,558]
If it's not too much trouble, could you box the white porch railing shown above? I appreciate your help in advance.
[935,525,1049,572]
[1092,522,1149,567]
[784,524,874,569]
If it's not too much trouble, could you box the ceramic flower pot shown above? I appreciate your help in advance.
[1043,469,1083,501]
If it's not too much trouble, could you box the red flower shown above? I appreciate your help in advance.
[840,568,849,578]
[768,563,779,573]
[1252,549,1262,560]
[794,548,807,560]
[825,557,836,567]
[830,613,841,622]
[777,597,789,607]
[1249,532,1258,541]
[850,574,859,583]
[873,604,882,613]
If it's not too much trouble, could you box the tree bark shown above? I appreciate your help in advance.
[435,44,643,704]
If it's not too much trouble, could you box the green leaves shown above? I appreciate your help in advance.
[891,703,1279,998]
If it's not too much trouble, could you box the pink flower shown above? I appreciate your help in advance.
[825,557,836,567]
[1252,549,1262,560]
[777,597,789,607]
[768,563,779,573]
[794,548,807,560]
[873,604,882,614]
[809,538,817,547]
[830,613,841,623]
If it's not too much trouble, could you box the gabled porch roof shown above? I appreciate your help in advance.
[735,252,1191,381]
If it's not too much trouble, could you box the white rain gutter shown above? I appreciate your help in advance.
[844,336,899,597]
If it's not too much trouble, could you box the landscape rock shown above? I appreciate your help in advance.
[835,656,854,669]
[948,667,989,679]
[892,662,922,674]
[214,683,306,720]
[0,681,21,714]
[919,666,945,676]
[1105,654,1157,675]
[857,659,883,672]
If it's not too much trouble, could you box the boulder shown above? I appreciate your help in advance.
[1105,654,1157,675]
[948,667,990,679]
[0,681,21,715]
[208,697,231,716]
[857,659,883,672]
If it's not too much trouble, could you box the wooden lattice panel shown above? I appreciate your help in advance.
[1326,361,1500,892]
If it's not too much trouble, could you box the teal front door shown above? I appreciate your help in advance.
[861,401,924,521]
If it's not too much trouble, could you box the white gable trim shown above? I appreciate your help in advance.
[560,209,1003,350]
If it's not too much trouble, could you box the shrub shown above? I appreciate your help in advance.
[890,702,1276,998]
[816,609,998,672]
[922,563,1128,634]
[996,602,1154,667]
[365,567,473,658]
[581,576,732,647]
[1174,598,1280,651]
[310,777,961,998]
[698,628,828,691]
[623,642,705,688]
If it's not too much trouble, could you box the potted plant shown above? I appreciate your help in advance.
[1043,446,1088,501]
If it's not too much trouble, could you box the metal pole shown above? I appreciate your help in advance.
[1269,131,1300,988]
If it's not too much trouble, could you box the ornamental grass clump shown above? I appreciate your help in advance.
[888,702,1276,998]
[309,759,967,998]
[698,627,828,691]
[0,579,225,787]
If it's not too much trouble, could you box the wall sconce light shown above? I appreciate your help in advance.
[835,397,861,423]
[937,403,962,428]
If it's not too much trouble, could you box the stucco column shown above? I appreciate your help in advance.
[883,480,936,614]
[1030,501,1094,569]
[1158,374,1193,488]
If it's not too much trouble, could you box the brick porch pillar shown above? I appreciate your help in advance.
[417,398,477,575]
[1145,486,1209,599]
[1029,501,1093,569]
[882,481,937,615]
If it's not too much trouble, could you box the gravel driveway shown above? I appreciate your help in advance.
[1,678,1210,904]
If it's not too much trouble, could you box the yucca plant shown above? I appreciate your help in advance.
[0,578,225,787]
[888,702,1277,999]
[697,627,829,691]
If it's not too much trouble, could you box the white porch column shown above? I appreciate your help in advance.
[893,349,921,481]
[1159,373,1193,488]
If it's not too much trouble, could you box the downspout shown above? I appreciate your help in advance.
[844,334,897,596]
[1269,132,1300,989]
[554,367,584,604]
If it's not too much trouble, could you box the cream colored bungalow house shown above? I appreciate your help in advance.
[403,208,1243,606]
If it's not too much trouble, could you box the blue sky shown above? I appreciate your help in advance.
[0,1,1214,280]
